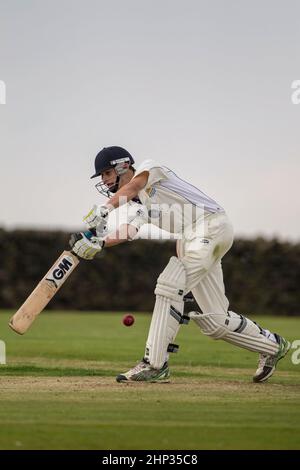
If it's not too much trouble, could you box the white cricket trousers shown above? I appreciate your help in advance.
[176,211,234,314]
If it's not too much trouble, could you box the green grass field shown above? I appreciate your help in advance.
[0,310,300,450]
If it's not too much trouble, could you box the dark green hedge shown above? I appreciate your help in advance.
[0,229,299,315]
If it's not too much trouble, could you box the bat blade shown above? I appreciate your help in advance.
[9,251,79,334]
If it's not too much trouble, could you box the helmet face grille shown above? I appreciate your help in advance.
[95,180,118,198]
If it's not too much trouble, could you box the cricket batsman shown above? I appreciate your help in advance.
[69,146,290,383]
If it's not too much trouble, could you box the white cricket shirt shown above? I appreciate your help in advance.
[132,160,224,234]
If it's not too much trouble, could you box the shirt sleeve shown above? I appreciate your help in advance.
[133,159,168,188]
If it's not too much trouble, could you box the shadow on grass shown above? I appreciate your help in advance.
[0,365,242,381]
[0,365,117,377]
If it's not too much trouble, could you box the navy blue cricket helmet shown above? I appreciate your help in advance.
[91,146,135,196]
[91,146,134,179]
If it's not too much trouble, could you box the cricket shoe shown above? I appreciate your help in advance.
[116,358,170,383]
[253,334,291,383]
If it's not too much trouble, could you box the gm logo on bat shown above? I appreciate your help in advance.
[46,256,75,288]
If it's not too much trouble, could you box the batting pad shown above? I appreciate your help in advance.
[190,310,279,356]
[145,257,186,369]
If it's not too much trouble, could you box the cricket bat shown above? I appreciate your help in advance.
[9,250,80,335]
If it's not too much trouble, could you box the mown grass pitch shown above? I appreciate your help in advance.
[0,311,299,450]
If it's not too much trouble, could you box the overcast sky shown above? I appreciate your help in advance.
[0,0,299,240]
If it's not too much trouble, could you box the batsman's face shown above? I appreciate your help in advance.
[101,168,117,189]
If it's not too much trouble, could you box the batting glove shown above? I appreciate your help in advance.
[69,232,105,260]
[83,205,110,236]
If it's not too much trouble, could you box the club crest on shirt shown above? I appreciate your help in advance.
[146,186,156,198]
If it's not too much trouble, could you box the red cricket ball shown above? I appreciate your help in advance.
[123,314,135,327]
